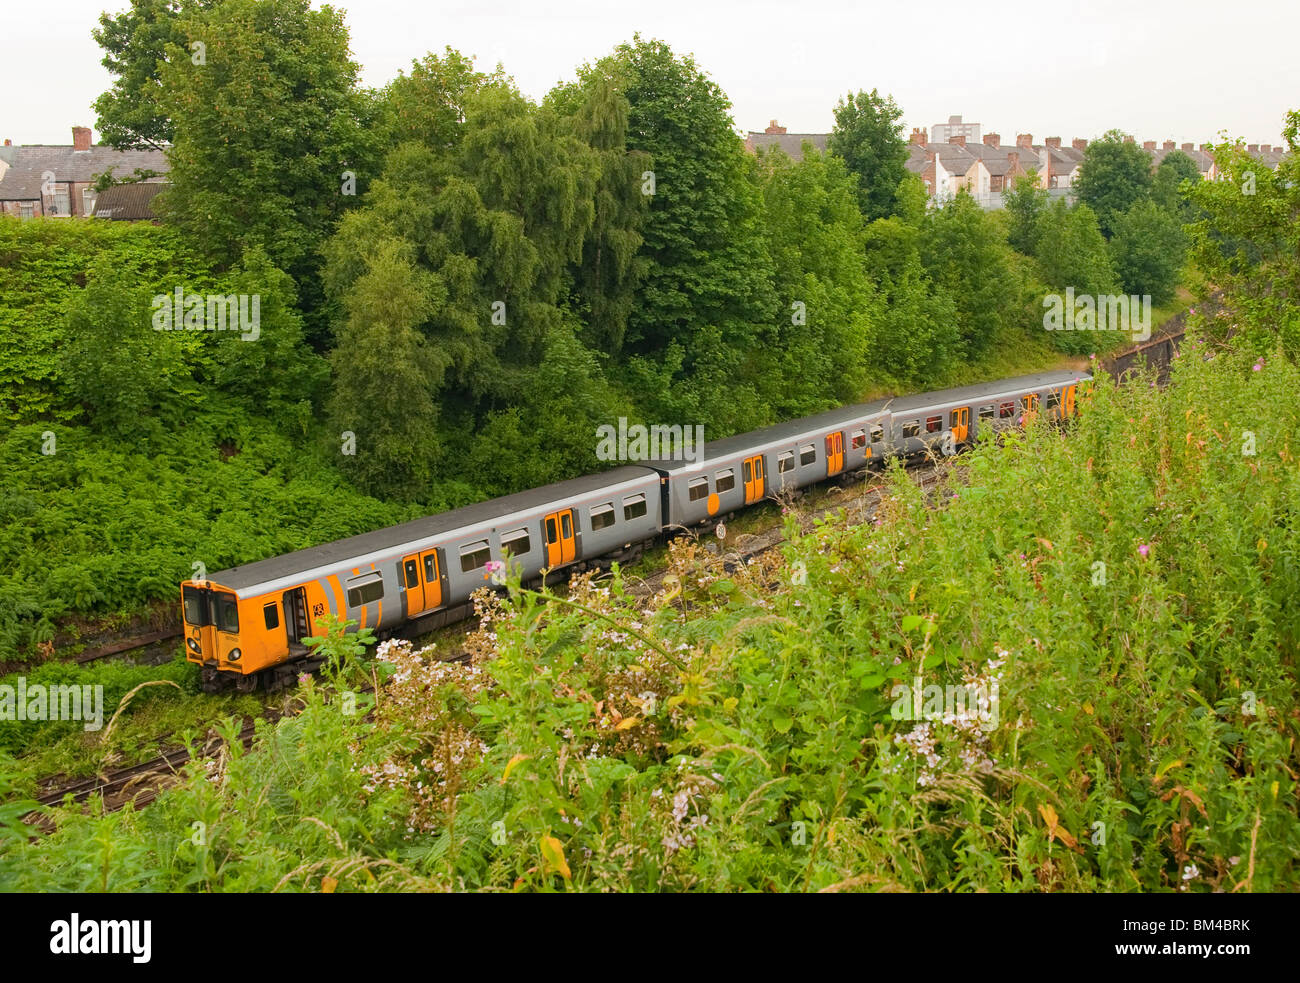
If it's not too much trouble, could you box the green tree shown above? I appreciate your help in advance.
[920,192,1019,357]
[1108,198,1185,305]
[1073,130,1155,237]
[1187,114,1300,355]
[92,0,216,151]
[827,88,908,221]
[326,239,442,500]
[757,147,876,412]
[1152,149,1201,223]
[378,47,505,152]
[1033,200,1118,296]
[155,0,379,343]
[1004,170,1048,254]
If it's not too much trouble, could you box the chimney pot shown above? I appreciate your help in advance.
[1045,136,1062,149]
[983,133,1000,148]
[765,119,787,135]
[72,126,92,151]
[1016,133,1033,148]
[910,127,928,146]
[1072,138,1087,152]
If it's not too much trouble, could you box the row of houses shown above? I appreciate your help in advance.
[745,114,1290,208]
[0,126,168,220]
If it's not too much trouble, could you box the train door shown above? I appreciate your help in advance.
[401,550,444,616]
[1023,393,1039,423]
[1065,385,1077,417]
[825,432,844,477]
[545,509,577,567]
[950,407,970,443]
[283,586,309,645]
[743,455,766,504]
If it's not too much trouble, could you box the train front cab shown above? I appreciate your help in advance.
[182,579,323,682]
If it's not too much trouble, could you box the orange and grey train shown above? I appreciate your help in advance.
[182,369,1088,691]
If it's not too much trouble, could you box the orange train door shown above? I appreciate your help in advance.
[949,407,970,443]
[1023,393,1039,423]
[825,432,844,476]
[1065,385,1076,417]
[743,454,766,504]
[401,549,443,616]
[545,509,576,567]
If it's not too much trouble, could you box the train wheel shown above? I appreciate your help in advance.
[234,672,261,693]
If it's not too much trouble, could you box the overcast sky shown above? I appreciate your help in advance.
[5,0,1296,147]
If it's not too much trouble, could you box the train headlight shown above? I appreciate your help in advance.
[228,648,242,662]
[186,638,201,654]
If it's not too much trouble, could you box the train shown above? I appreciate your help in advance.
[181,368,1089,692]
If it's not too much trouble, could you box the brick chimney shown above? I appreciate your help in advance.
[1007,150,1019,173]
[3,139,10,146]
[910,127,928,146]
[1199,143,1211,151]
[1016,133,1033,148]
[1142,140,1156,151]
[950,134,966,147]
[1161,140,1174,150]
[1181,143,1194,151]
[1072,138,1087,152]
[1045,136,1062,149]
[1261,144,1272,153]
[765,120,787,135]
[1123,135,1135,144]
[983,133,1000,148]
[1247,143,1259,153]
[72,126,91,151]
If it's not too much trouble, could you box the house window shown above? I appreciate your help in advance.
[51,189,70,216]
[501,528,531,557]
[850,430,866,450]
[459,541,491,573]
[688,477,709,502]
[591,503,615,530]
[346,573,385,607]
[19,204,33,219]
[623,494,647,521]
[902,421,921,438]
[999,402,1016,419]
[799,444,816,466]
[715,469,735,493]
[870,424,884,443]
[925,416,942,434]
[979,405,995,421]
[778,451,795,473]
[81,189,96,215]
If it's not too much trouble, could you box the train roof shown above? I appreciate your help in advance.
[645,399,891,474]
[887,370,1090,413]
[209,465,658,591]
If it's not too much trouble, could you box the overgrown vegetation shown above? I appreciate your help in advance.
[5,340,1296,891]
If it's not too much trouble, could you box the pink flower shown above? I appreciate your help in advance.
[1088,353,1096,361]
[1138,544,1150,558]
[1252,363,1262,372]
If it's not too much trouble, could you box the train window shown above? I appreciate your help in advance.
[716,469,735,493]
[799,444,816,466]
[688,477,709,501]
[403,558,420,588]
[591,503,615,530]
[182,586,210,627]
[423,553,438,582]
[925,416,942,434]
[902,421,920,438]
[850,430,866,450]
[346,573,385,607]
[870,424,884,443]
[263,603,279,630]
[778,451,795,473]
[213,593,240,634]
[501,528,531,557]
[459,541,492,573]
[1022,395,1037,411]
[1046,390,1061,410]
[999,402,1016,419]
[561,512,573,539]
[623,494,648,521]
[979,405,995,421]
